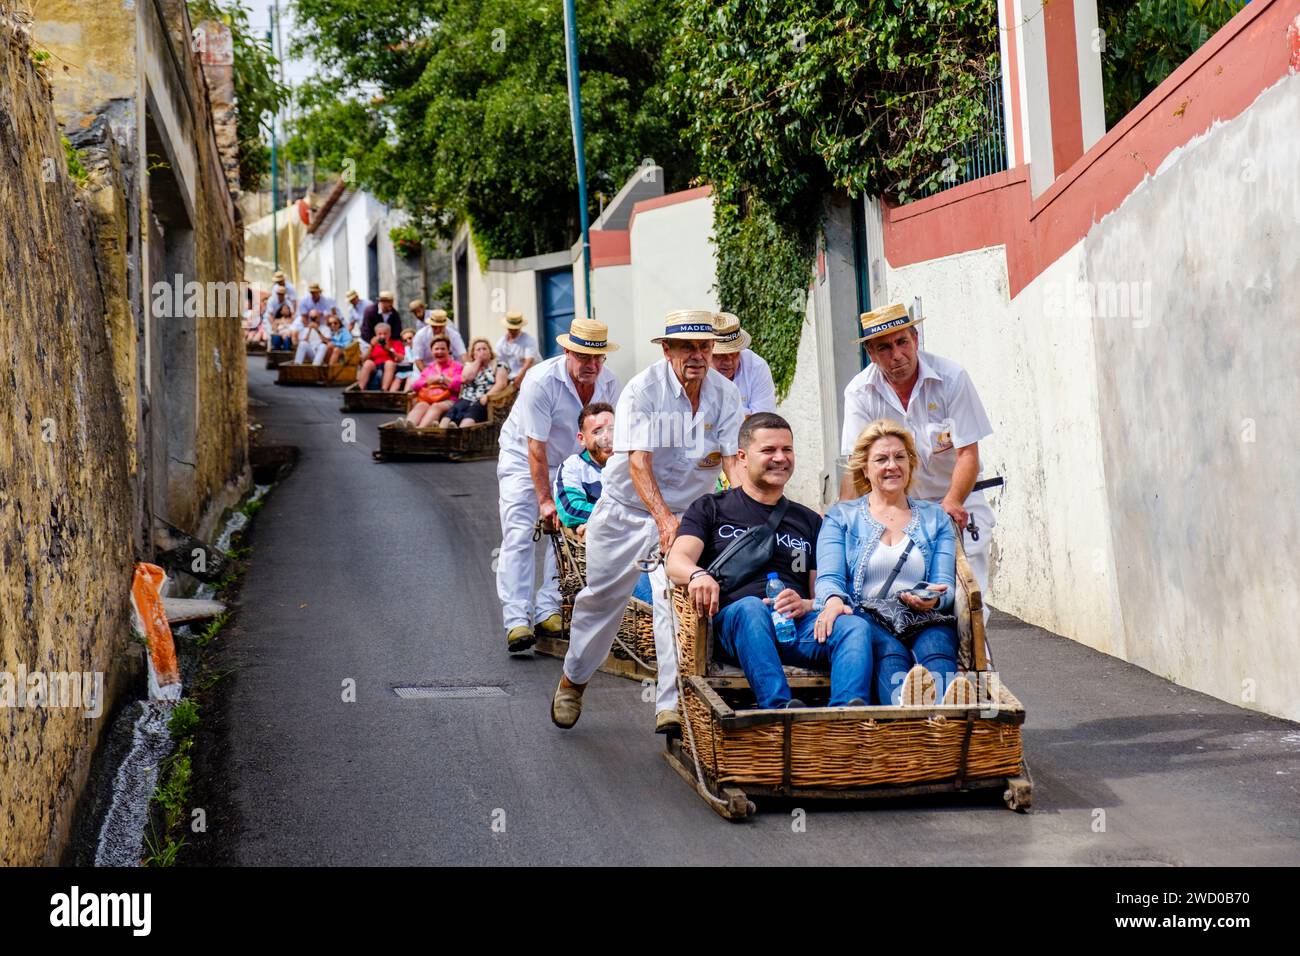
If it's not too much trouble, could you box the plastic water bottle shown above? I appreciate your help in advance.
[767,573,795,645]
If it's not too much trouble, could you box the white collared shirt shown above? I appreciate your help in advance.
[496,331,540,376]
[498,355,620,474]
[733,349,778,416]
[840,350,993,502]
[296,294,337,317]
[345,299,371,333]
[413,323,467,363]
[603,361,742,514]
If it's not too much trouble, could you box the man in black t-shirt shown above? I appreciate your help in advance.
[667,413,873,709]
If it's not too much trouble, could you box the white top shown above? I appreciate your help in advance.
[733,349,778,416]
[602,361,743,514]
[840,350,993,503]
[345,299,371,333]
[278,280,298,301]
[413,322,467,363]
[290,315,328,344]
[498,355,620,474]
[496,331,540,376]
[862,535,927,600]
[297,293,337,317]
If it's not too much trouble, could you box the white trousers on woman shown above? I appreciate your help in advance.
[495,463,561,632]
[295,340,327,365]
[564,495,679,714]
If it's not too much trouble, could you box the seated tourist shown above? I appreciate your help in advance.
[440,338,509,427]
[666,413,873,709]
[814,419,974,707]
[268,302,295,351]
[394,327,421,386]
[403,336,461,425]
[554,403,654,604]
[357,322,402,391]
[323,316,353,366]
[292,309,330,365]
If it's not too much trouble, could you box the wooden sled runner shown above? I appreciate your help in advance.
[339,383,410,414]
[275,362,356,386]
[664,527,1031,820]
[534,525,657,681]
[265,348,294,369]
[372,388,517,462]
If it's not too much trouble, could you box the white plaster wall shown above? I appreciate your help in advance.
[589,263,636,387]
[775,296,827,512]
[457,228,544,354]
[628,197,719,373]
[885,243,1125,658]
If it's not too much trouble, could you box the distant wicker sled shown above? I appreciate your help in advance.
[533,525,656,681]
[372,388,516,462]
[275,362,355,386]
[664,527,1031,820]
[339,383,410,414]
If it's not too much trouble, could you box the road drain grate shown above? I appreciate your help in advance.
[393,685,509,700]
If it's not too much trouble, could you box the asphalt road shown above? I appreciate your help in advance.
[215,356,1300,865]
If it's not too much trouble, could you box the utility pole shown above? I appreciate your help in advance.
[268,27,278,272]
[562,0,591,319]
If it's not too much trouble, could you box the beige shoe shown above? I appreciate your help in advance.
[654,709,682,736]
[506,625,535,653]
[899,664,936,706]
[551,679,585,729]
[943,673,977,706]
[535,612,564,636]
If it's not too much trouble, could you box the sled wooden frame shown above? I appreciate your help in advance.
[665,524,1031,820]
[372,387,517,462]
[339,383,410,414]
[275,362,356,386]
[533,526,657,682]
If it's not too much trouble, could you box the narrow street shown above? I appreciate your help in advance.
[209,357,1300,866]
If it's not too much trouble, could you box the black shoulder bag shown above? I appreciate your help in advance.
[857,539,955,641]
[704,497,790,594]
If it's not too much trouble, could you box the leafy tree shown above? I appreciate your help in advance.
[188,0,291,191]
[288,0,695,260]
[1096,0,1245,129]
[668,0,1000,395]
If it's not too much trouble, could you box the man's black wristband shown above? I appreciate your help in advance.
[689,569,713,583]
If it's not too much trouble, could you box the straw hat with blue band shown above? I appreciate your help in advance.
[857,302,923,343]
[651,308,723,344]
[711,312,752,354]
[556,317,619,355]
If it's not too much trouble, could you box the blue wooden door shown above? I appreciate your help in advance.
[538,268,575,359]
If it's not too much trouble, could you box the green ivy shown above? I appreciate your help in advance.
[668,0,1000,397]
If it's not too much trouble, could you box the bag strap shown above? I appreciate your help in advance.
[763,496,790,533]
[874,537,915,600]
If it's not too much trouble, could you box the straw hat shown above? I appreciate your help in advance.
[556,317,619,355]
[408,298,426,311]
[273,270,286,282]
[428,309,449,325]
[651,309,721,344]
[503,311,526,329]
[308,281,322,293]
[378,290,395,302]
[857,302,923,343]
[346,289,359,301]
[711,312,751,354]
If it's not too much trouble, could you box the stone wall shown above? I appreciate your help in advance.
[0,20,137,866]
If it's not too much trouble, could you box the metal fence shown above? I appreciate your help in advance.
[933,73,1009,193]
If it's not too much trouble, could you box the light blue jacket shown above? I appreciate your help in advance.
[815,497,957,613]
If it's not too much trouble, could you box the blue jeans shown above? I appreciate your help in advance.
[271,333,293,350]
[854,611,959,705]
[713,596,873,708]
[631,573,653,604]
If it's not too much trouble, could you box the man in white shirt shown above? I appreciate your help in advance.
[412,307,467,364]
[496,311,540,388]
[272,269,297,303]
[552,310,743,736]
[839,302,996,596]
[262,283,292,322]
[710,312,778,417]
[343,290,371,357]
[496,318,620,653]
[297,282,338,319]
[291,309,330,365]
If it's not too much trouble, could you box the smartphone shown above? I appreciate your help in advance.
[904,582,944,602]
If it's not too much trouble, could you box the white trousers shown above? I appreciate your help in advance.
[957,498,994,599]
[295,340,327,365]
[496,463,561,631]
[564,496,679,714]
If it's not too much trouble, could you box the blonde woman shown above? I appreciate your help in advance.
[440,337,510,427]
[813,419,974,707]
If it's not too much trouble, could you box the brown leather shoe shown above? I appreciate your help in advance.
[551,678,585,729]
[654,709,682,736]
[506,625,535,654]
